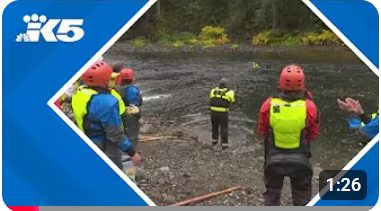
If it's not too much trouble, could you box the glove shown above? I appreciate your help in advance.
[126,105,140,115]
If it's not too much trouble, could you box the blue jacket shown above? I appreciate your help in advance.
[348,116,379,139]
[86,93,132,151]
[125,85,142,106]
[115,84,142,107]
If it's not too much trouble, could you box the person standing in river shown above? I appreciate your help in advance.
[209,78,236,150]
[258,65,320,206]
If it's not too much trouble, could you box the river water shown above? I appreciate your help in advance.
[106,51,378,171]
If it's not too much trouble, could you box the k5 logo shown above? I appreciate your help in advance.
[16,14,85,43]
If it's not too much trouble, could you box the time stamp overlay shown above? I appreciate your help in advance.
[319,170,367,200]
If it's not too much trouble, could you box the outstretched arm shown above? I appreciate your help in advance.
[102,102,135,157]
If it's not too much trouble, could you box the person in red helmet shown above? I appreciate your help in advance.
[258,64,320,206]
[115,68,143,149]
[71,61,142,169]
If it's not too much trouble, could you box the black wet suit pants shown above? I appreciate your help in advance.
[264,162,313,206]
[211,111,229,144]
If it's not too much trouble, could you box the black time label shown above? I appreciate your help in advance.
[318,170,367,200]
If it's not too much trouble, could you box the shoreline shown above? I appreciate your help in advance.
[110,43,351,54]
[108,43,361,63]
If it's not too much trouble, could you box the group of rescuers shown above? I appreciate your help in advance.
[56,58,378,206]
[56,57,144,172]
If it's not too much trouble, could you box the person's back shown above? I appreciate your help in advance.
[115,68,143,106]
[116,84,142,107]
[258,65,320,206]
[263,94,318,159]
[209,78,235,150]
[79,90,114,136]
[72,61,141,169]
[269,97,308,150]
[114,68,143,149]
[85,92,128,163]
[210,88,235,112]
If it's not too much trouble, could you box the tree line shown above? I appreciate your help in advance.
[123,0,327,42]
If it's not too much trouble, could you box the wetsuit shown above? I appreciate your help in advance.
[72,86,134,169]
[258,95,320,206]
[209,86,235,148]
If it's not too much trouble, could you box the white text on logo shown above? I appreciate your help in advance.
[16,14,85,43]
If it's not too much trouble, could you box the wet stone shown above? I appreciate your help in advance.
[159,166,170,173]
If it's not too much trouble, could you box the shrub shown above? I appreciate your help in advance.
[218,35,230,45]
[187,38,198,45]
[200,26,227,39]
[199,26,230,46]
[158,32,198,47]
[282,35,304,46]
[252,30,273,45]
[300,30,342,45]
[252,30,342,46]
[158,34,177,46]
[156,26,231,47]
[201,39,216,48]
[173,41,185,47]
[130,37,147,47]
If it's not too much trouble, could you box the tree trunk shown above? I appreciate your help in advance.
[156,0,161,19]
[228,0,232,18]
[271,0,279,30]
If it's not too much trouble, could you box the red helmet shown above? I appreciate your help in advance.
[119,68,135,80]
[278,65,306,91]
[82,61,113,87]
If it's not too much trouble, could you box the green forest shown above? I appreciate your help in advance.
[121,0,343,47]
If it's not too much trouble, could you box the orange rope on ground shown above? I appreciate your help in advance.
[167,186,244,206]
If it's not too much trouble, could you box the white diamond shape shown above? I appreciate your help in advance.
[46,0,380,207]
